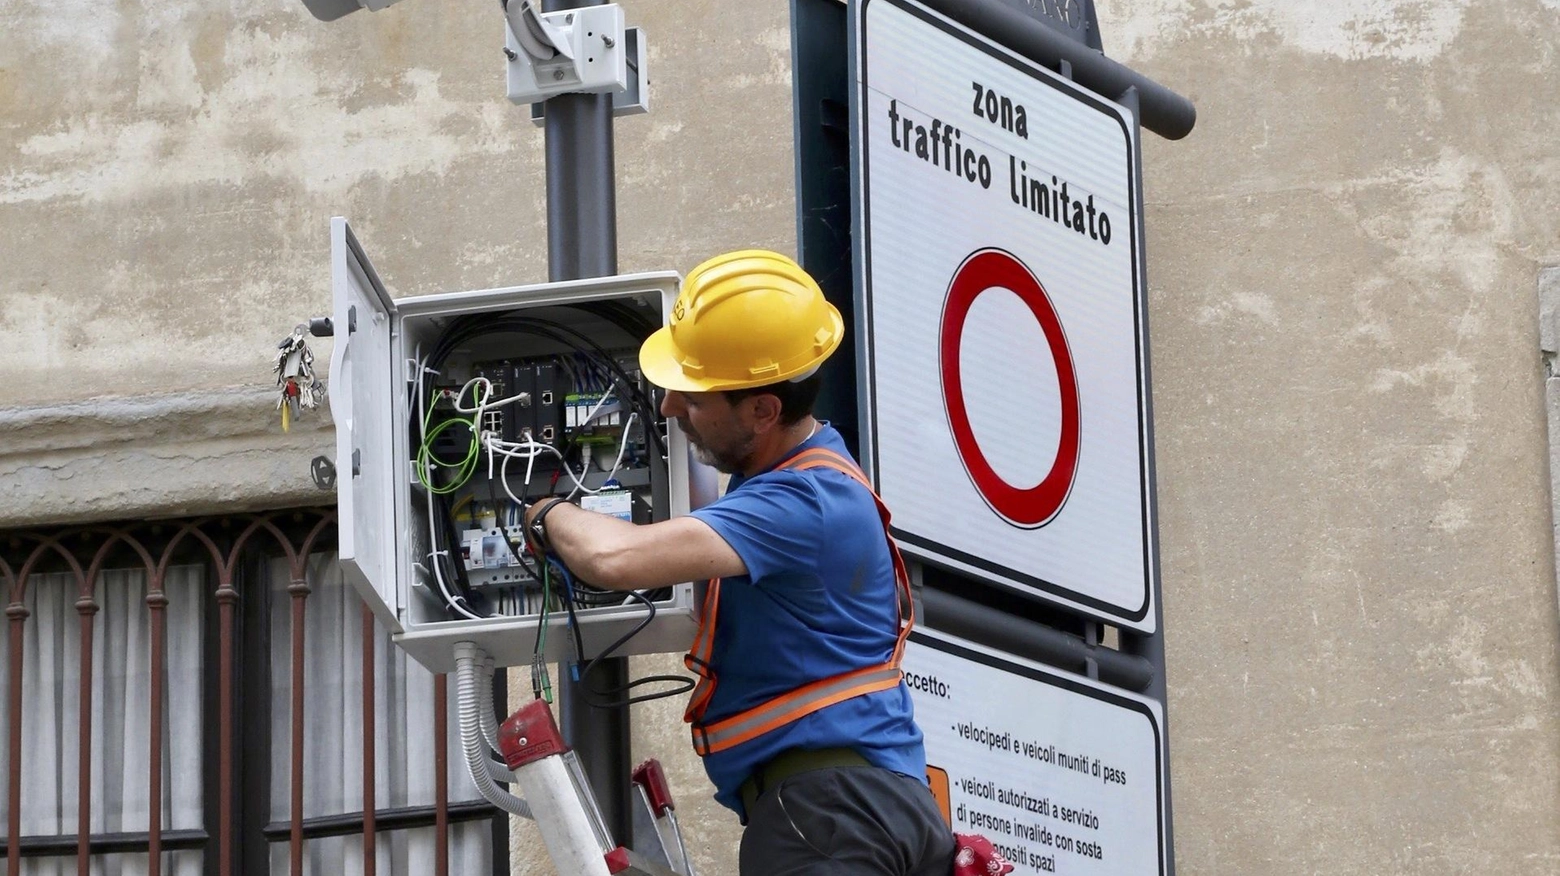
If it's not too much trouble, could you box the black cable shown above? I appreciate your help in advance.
[433,471,488,618]
[545,558,692,708]
[433,467,480,611]
[559,569,588,667]
[578,299,658,340]
[577,590,696,709]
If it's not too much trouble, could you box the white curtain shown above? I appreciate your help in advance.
[267,555,493,875]
[0,565,206,876]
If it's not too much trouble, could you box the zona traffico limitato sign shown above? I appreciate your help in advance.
[850,0,1157,630]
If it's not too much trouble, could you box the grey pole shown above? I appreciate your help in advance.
[542,0,632,846]
[917,0,1195,139]
[919,587,1155,692]
[1115,84,1177,876]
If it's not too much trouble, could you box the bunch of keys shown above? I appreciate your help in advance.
[274,324,326,432]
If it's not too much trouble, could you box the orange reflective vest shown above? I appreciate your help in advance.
[682,446,915,757]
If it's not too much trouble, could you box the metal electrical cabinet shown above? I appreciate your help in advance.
[328,217,710,673]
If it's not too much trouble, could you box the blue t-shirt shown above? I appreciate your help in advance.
[688,423,926,815]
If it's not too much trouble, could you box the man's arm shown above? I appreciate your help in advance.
[524,501,746,591]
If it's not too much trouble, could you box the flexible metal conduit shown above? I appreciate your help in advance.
[457,654,523,785]
[454,643,534,819]
[920,588,1155,692]
[477,656,504,754]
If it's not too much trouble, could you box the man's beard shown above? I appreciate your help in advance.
[681,419,751,474]
[690,442,737,472]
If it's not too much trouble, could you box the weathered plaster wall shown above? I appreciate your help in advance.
[1,0,783,865]
[0,1,793,399]
[4,0,1559,873]
[1101,0,1560,871]
[0,0,795,526]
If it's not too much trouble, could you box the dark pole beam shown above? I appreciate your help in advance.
[916,0,1196,139]
[1115,83,1177,876]
[920,587,1156,692]
[542,0,632,848]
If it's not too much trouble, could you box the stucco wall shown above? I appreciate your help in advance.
[1101,0,1560,871]
[4,0,1559,873]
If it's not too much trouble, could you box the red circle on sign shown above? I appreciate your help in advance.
[940,249,1080,528]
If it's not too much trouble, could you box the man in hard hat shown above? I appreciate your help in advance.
[525,250,954,875]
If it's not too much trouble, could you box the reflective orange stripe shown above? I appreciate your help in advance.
[682,578,722,724]
[692,667,904,756]
[683,446,915,756]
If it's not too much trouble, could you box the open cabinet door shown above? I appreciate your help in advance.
[327,217,403,632]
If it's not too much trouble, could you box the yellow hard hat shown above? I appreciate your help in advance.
[639,250,844,392]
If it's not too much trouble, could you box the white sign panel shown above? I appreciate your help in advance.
[853,0,1156,630]
[904,628,1166,875]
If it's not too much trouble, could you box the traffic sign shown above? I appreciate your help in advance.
[851,0,1157,630]
[942,249,1081,528]
[904,627,1166,875]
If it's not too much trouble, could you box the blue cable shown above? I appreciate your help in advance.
[548,556,578,603]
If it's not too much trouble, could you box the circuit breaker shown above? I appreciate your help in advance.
[327,218,713,673]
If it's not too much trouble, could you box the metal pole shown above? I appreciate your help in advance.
[790,0,858,457]
[916,0,1195,140]
[1114,84,1176,876]
[919,587,1154,692]
[541,0,632,846]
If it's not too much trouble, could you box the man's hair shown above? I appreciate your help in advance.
[722,374,822,427]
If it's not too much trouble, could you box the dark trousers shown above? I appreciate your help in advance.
[739,766,955,876]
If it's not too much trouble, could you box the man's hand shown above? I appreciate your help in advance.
[521,497,746,590]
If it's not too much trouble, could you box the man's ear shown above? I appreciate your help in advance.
[745,392,785,433]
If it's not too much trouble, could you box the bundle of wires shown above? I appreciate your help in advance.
[413,302,662,614]
[413,302,690,707]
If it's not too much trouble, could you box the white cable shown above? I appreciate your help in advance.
[455,644,533,818]
[564,412,638,499]
[554,386,617,499]
[603,412,636,482]
[431,549,486,621]
[453,376,532,471]
[451,376,532,415]
[579,386,617,426]
[524,435,540,488]
[566,445,596,501]
[482,385,627,500]
[501,449,527,509]
[487,435,564,507]
[561,458,595,499]
[450,376,490,413]
[486,436,561,460]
